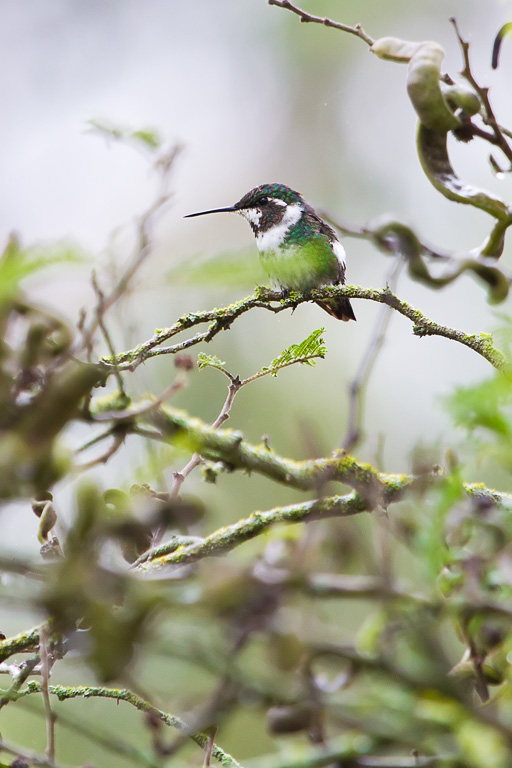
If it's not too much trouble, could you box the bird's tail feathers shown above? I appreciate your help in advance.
[315,297,356,322]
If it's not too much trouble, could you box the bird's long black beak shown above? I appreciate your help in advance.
[184,206,237,218]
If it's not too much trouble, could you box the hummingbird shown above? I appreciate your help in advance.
[185,183,356,322]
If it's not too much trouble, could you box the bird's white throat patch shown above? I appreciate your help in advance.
[239,208,262,227]
[255,202,302,252]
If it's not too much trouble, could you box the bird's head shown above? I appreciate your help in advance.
[185,183,305,235]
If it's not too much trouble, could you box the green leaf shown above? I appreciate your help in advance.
[86,119,161,151]
[86,118,124,141]
[0,235,86,304]
[262,328,326,377]
[445,374,512,437]
[197,353,226,371]
[131,129,162,150]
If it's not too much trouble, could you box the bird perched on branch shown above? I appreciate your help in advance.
[185,183,356,322]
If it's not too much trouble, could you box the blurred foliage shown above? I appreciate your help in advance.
[3,6,512,768]
[86,119,163,153]
[166,247,263,288]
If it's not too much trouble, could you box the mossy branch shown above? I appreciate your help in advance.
[117,402,398,498]
[103,286,509,374]
[128,404,512,498]
[20,683,243,768]
[94,398,512,502]
[0,624,43,663]
[88,400,512,573]
[134,492,367,570]
[134,481,511,571]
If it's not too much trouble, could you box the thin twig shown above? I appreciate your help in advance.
[76,430,126,471]
[91,373,188,423]
[268,0,374,45]
[76,426,122,454]
[0,656,39,709]
[203,727,218,768]
[450,17,512,165]
[152,375,242,546]
[91,271,128,402]
[39,624,56,762]
[151,343,326,547]
[0,736,58,767]
[343,258,405,451]
[84,147,180,341]
[66,143,182,371]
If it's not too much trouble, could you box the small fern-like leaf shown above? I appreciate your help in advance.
[262,328,326,377]
[197,353,226,371]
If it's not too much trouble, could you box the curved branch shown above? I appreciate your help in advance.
[103,286,509,374]
[20,684,243,768]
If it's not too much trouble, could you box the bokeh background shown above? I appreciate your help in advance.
[2,1,512,764]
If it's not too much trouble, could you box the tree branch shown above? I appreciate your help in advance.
[20,684,244,768]
[450,17,512,167]
[103,286,509,374]
[268,0,374,46]
[87,397,512,512]
[134,492,367,570]
[0,624,43,663]
[133,480,512,572]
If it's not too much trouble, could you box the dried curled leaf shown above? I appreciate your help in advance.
[492,22,512,69]
[406,42,460,131]
[37,501,58,543]
[372,37,481,130]
[417,125,511,221]
[441,81,481,117]
[369,217,509,303]
[370,36,426,63]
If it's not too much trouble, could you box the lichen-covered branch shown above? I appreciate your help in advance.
[90,399,512,507]
[133,482,512,572]
[103,286,509,374]
[352,285,509,371]
[127,404,398,498]
[134,492,367,570]
[21,683,243,768]
[0,624,43,663]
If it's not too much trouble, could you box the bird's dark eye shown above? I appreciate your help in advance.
[259,196,269,205]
